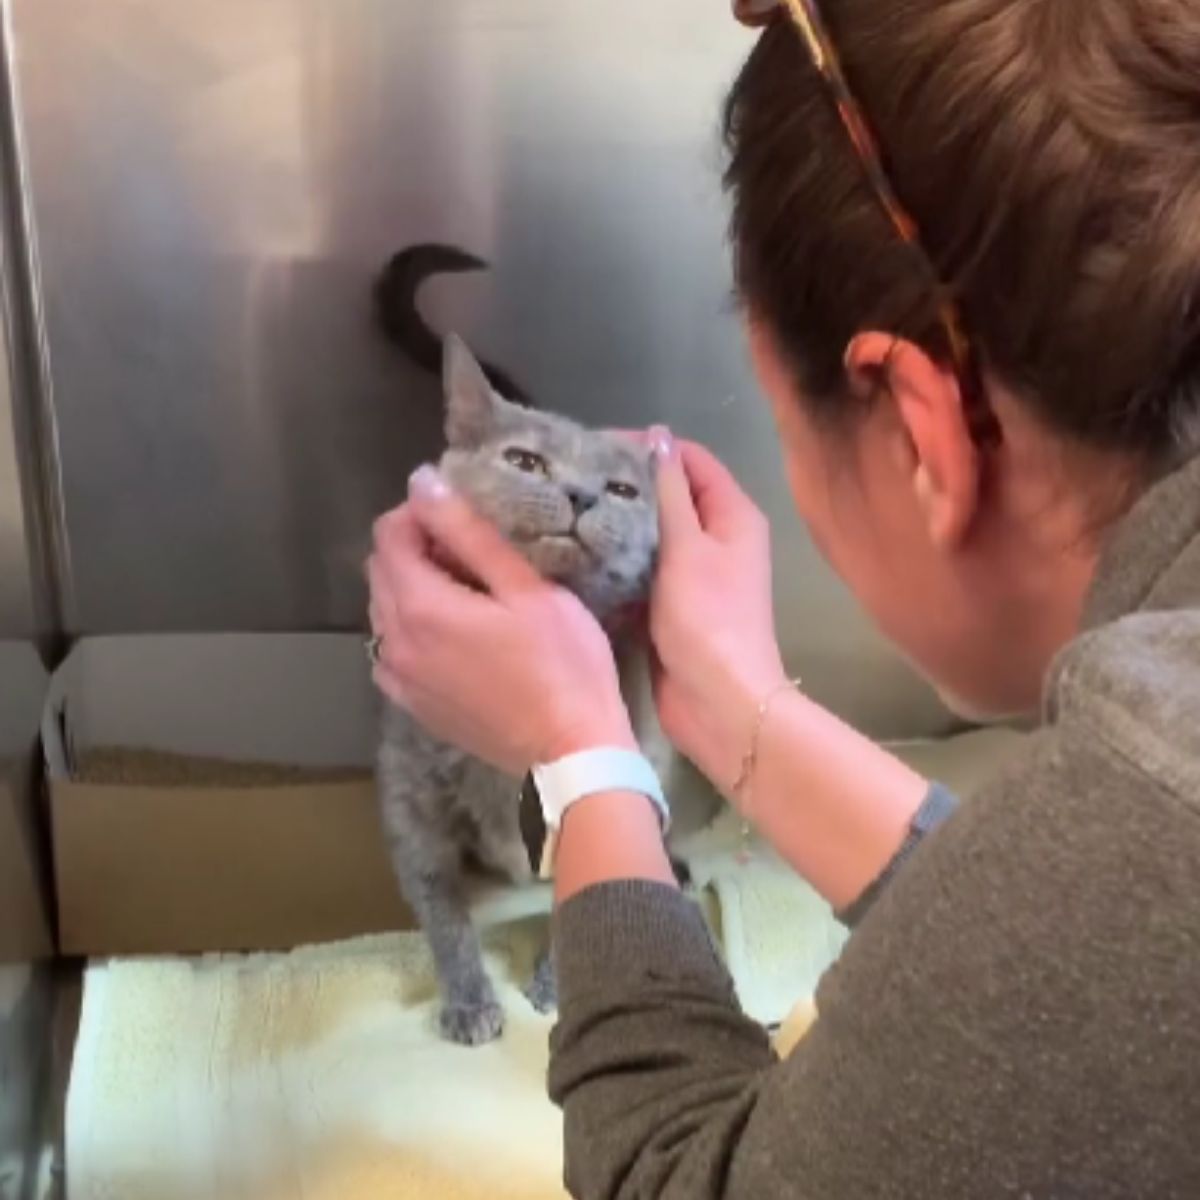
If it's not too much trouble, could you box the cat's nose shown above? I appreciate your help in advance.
[565,486,598,516]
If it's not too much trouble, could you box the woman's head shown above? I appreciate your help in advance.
[725,0,1200,716]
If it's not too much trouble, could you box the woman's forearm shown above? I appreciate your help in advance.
[549,688,926,915]
[544,676,928,912]
[554,790,678,904]
[731,683,929,912]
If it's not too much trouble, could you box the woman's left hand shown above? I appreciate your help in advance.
[367,466,637,778]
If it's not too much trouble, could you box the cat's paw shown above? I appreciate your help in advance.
[523,965,558,1015]
[439,999,505,1046]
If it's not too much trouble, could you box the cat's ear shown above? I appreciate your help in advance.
[443,334,501,448]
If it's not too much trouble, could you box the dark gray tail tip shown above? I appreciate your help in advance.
[379,243,491,289]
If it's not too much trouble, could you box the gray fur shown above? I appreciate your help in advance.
[377,335,662,1045]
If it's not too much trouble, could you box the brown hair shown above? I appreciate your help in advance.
[724,0,1200,465]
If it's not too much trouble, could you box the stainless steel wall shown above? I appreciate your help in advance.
[0,374,35,637]
[0,8,58,1183]
[6,0,948,735]
[0,56,55,647]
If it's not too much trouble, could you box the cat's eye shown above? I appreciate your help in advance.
[605,480,640,501]
[503,447,549,476]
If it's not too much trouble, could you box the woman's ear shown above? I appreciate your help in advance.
[845,332,983,549]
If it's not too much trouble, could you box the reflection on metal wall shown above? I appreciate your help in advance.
[0,352,35,636]
[7,0,947,733]
[0,4,65,644]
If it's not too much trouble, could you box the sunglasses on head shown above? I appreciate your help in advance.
[732,0,999,446]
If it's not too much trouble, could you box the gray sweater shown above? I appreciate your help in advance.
[548,453,1200,1199]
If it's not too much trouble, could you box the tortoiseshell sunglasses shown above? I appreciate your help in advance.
[733,0,1000,446]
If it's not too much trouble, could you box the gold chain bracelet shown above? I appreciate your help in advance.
[731,677,802,860]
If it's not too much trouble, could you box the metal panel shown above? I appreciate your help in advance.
[0,642,55,1200]
[0,0,69,645]
[7,0,948,733]
[0,354,33,637]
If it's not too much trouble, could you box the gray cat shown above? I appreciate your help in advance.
[377,335,670,1045]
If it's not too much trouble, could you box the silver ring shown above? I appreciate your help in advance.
[365,634,383,667]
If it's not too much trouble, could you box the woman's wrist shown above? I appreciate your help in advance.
[708,661,793,800]
[733,686,928,910]
[537,698,639,765]
[725,672,804,819]
[555,789,677,903]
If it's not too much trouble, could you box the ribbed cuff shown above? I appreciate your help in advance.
[836,781,961,928]
[554,880,733,1007]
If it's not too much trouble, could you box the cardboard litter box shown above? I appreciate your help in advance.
[0,641,53,963]
[43,634,723,957]
[45,635,429,956]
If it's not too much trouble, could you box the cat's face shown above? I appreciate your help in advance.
[436,336,658,621]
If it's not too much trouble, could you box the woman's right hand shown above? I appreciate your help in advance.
[648,430,789,796]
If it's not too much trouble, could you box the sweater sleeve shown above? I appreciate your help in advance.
[549,880,776,1199]
[547,731,1200,1199]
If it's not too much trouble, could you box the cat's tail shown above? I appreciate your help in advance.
[373,243,530,403]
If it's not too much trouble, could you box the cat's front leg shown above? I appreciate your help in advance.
[408,867,505,1046]
[381,805,504,1043]
[378,717,505,1045]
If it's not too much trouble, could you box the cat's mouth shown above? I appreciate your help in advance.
[519,530,594,556]
[541,531,591,550]
[516,530,599,580]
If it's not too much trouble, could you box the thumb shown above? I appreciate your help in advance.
[651,426,700,552]
[407,465,542,598]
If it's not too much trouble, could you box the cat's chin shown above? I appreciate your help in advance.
[524,534,592,580]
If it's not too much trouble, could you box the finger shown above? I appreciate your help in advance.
[374,494,480,589]
[372,504,428,574]
[678,440,763,543]
[370,512,491,631]
[407,465,543,598]
[606,428,650,445]
[371,507,444,600]
[651,426,702,552]
[367,555,400,634]
[646,644,671,713]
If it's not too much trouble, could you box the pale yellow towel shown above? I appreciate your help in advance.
[68,729,1027,1199]
[674,804,846,1028]
[706,850,847,1028]
[68,922,567,1200]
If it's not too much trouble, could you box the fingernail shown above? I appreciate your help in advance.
[408,464,452,501]
[649,425,674,463]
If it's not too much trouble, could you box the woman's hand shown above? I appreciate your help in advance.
[648,431,788,795]
[368,467,637,778]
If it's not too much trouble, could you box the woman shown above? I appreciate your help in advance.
[368,0,1200,1194]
